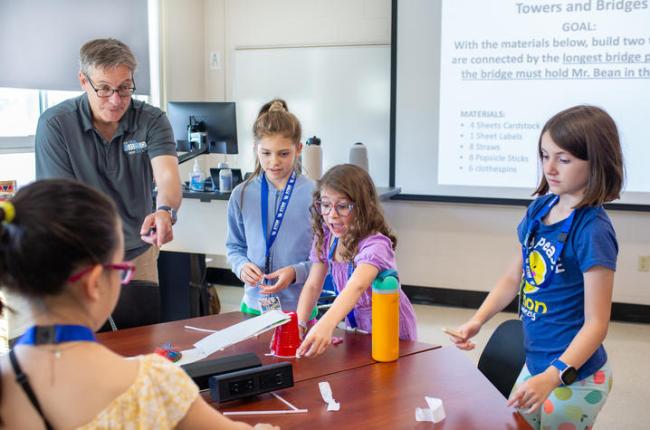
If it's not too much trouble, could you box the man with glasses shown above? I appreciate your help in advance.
[32,38,181,331]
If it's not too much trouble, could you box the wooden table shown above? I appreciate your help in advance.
[98,313,531,429]
[221,347,532,429]
[97,312,437,383]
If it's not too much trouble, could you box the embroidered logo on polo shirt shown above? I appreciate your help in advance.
[123,140,148,155]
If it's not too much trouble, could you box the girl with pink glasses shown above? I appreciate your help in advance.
[0,179,276,430]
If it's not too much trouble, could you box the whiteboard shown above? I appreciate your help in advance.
[232,45,390,187]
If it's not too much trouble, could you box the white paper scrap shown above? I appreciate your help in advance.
[318,381,340,411]
[415,396,446,423]
[193,310,290,357]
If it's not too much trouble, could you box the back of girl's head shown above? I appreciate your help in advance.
[312,164,396,262]
[0,179,119,304]
[534,105,624,207]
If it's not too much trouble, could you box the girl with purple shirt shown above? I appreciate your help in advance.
[295,164,417,358]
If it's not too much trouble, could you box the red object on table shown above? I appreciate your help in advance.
[270,311,301,357]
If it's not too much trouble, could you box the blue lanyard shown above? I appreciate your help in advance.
[521,195,575,289]
[328,237,358,328]
[261,171,297,276]
[16,325,96,345]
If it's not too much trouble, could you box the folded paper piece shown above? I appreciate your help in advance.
[415,396,446,423]
[175,310,291,366]
[318,381,340,411]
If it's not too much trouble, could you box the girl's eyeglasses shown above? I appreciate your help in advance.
[68,262,136,285]
[315,200,355,217]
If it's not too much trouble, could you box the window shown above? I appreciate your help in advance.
[0,88,40,137]
[44,89,84,110]
[0,153,36,188]
[0,88,82,187]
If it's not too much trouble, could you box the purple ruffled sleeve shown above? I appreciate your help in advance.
[353,233,395,271]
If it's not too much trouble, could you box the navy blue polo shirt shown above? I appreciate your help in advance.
[35,94,177,259]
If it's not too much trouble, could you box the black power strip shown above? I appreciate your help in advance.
[181,352,262,390]
[209,362,294,402]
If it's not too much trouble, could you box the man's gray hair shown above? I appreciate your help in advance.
[79,38,137,75]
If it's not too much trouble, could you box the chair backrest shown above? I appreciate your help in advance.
[477,319,526,398]
[109,280,161,330]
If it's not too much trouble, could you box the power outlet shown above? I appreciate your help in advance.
[209,362,293,402]
[638,256,650,272]
[181,352,261,390]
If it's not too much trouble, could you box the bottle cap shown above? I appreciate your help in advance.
[372,269,399,292]
[306,136,321,146]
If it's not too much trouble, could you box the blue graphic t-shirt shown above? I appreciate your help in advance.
[517,194,617,381]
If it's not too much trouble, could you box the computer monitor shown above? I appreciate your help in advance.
[166,101,238,155]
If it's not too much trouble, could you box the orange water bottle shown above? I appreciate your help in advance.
[372,270,399,362]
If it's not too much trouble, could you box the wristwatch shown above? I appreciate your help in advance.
[551,359,578,386]
[156,205,177,225]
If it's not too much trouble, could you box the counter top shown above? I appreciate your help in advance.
[181,186,401,202]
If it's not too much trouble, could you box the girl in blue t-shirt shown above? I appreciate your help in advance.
[449,105,623,430]
[226,99,315,314]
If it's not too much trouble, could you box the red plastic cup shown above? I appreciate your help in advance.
[271,312,302,358]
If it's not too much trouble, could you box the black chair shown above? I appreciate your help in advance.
[99,280,161,331]
[158,251,209,323]
[477,319,526,398]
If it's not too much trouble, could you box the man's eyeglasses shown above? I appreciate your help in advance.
[68,262,136,285]
[85,73,136,98]
[315,200,355,217]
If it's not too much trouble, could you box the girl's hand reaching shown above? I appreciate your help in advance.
[240,263,264,286]
[259,266,297,294]
[296,321,333,358]
[507,368,559,414]
[448,319,482,350]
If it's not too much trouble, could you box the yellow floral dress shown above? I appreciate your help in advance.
[77,354,198,429]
